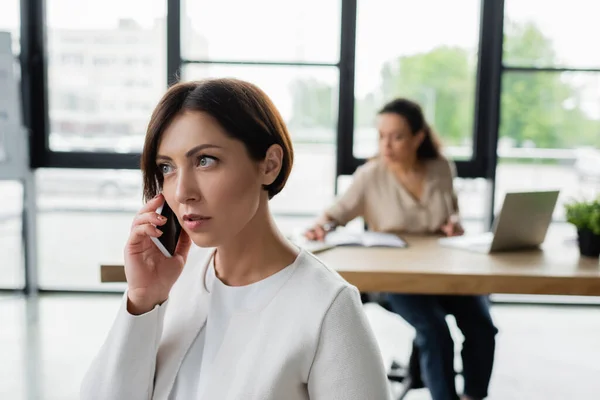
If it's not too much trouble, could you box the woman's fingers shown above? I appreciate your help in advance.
[128,223,163,246]
[442,222,464,237]
[132,211,167,228]
[138,193,165,214]
[440,223,452,236]
[313,226,326,241]
[305,225,327,241]
[304,229,316,240]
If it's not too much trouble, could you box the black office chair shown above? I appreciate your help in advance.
[387,340,425,400]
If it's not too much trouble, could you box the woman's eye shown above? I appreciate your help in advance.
[159,164,173,174]
[198,156,217,168]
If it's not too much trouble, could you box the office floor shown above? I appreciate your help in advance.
[1,294,599,400]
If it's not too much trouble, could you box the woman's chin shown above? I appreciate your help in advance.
[188,232,220,248]
[382,155,397,165]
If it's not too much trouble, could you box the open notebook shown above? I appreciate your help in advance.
[322,231,407,248]
[291,230,407,254]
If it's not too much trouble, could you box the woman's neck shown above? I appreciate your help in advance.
[387,157,422,176]
[213,201,298,287]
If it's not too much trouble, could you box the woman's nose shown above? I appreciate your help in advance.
[174,170,201,204]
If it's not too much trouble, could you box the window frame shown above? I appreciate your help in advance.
[23,0,504,175]
[336,0,504,181]
[18,0,505,292]
[497,5,600,224]
[27,0,600,302]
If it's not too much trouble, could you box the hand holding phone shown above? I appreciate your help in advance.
[124,194,191,315]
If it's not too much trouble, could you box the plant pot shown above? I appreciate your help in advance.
[577,229,600,258]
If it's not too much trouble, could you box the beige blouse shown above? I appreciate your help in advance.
[324,157,459,234]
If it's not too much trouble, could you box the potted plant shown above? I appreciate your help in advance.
[564,197,600,257]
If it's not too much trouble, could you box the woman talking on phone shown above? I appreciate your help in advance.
[305,98,498,400]
[80,78,390,400]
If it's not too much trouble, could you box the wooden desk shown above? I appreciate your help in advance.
[319,234,600,296]
[101,229,600,296]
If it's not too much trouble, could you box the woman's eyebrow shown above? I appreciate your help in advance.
[156,144,223,162]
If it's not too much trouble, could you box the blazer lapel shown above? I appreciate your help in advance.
[152,248,214,400]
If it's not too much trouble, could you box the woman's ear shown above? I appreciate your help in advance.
[413,130,426,149]
[261,144,283,186]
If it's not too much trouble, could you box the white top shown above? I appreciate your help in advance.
[170,255,298,398]
[81,246,391,400]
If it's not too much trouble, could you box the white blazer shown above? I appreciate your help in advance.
[81,247,391,400]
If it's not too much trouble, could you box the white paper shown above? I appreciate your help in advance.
[324,230,407,248]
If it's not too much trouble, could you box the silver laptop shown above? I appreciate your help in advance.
[438,190,560,253]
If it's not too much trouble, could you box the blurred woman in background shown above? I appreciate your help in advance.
[306,98,498,400]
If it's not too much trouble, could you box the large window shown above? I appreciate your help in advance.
[13,0,596,296]
[0,0,20,54]
[46,0,166,154]
[503,0,600,69]
[181,0,340,63]
[36,168,141,289]
[0,0,20,160]
[181,0,342,216]
[497,0,600,220]
[0,3,23,289]
[353,0,482,160]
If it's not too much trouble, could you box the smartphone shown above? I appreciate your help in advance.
[150,201,182,258]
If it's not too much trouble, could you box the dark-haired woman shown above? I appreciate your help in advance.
[306,98,498,400]
[81,78,390,400]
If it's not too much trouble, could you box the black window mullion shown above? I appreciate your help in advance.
[476,0,505,229]
[21,0,49,169]
[167,0,182,86]
[336,0,357,183]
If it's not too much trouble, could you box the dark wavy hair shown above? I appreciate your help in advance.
[140,78,294,201]
[378,98,442,160]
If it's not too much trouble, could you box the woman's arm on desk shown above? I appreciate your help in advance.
[305,165,369,241]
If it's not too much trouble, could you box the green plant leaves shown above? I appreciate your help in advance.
[565,197,600,235]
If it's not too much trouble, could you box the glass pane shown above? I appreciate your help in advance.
[46,0,166,153]
[454,177,489,225]
[504,0,600,69]
[36,168,143,289]
[0,180,24,288]
[354,0,481,159]
[183,64,339,215]
[0,0,20,54]
[497,71,600,220]
[181,0,340,63]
